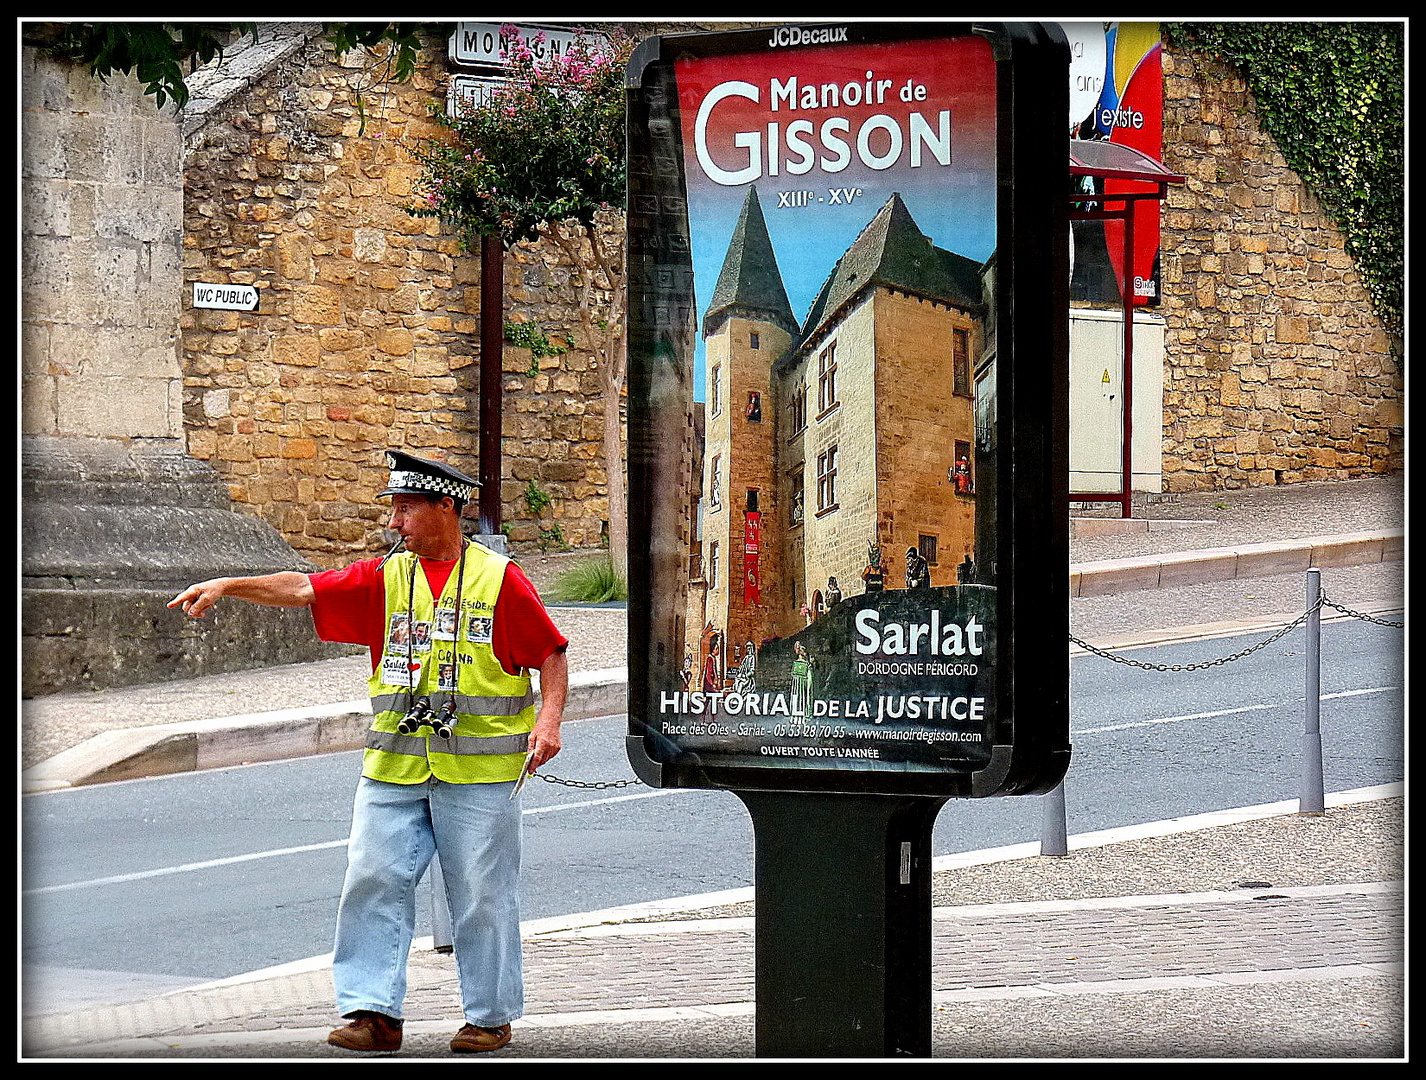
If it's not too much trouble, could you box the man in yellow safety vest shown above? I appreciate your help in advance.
[170,450,569,1054]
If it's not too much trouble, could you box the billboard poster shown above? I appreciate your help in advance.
[625,23,1070,797]
[1063,21,1165,305]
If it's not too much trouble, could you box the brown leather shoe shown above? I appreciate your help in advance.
[450,1022,512,1053]
[328,1011,403,1051]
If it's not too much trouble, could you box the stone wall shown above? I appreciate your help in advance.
[21,39,350,697]
[701,312,789,657]
[180,28,612,568]
[1157,43,1403,490]
[784,302,880,635]
[174,23,1404,566]
[21,45,185,441]
[501,222,622,551]
[873,290,978,585]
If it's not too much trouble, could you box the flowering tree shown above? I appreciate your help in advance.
[409,25,634,574]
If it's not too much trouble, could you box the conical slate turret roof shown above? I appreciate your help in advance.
[702,185,799,340]
[797,192,983,351]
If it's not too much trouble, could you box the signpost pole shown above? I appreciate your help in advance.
[735,790,948,1058]
[478,232,504,537]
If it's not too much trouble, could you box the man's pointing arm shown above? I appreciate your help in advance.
[168,572,316,618]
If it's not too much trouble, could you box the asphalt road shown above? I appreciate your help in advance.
[21,617,1403,1010]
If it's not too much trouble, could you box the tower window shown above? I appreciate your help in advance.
[816,444,839,513]
[817,344,838,415]
[953,328,970,397]
[789,383,808,435]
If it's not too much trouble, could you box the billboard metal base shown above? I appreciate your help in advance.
[734,789,949,1058]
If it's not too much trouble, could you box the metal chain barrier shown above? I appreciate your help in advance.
[533,771,643,790]
[1320,590,1404,628]
[1043,570,1404,852]
[534,588,1401,791]
[1070,589,1402,672]
[1069,595,1325,672]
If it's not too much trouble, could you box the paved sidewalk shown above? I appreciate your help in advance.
[19,474,1407,1059]
[22,789,1404,1058]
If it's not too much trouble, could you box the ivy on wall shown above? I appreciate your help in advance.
[1163,22,1403,342]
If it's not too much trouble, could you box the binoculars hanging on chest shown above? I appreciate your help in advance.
[397,696,458,740]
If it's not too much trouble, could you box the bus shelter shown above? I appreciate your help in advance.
[1068,138,1184,517]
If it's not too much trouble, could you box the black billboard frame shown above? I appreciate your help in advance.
[624,20,1071,803]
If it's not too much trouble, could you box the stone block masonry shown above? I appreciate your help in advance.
[173,26,1403,572]
[21,45,187,443]
[180,29,612,568]
[497,224,622,552]
[1157,45,1402,491]
[22,37,353,695]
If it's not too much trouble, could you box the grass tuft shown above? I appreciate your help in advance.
[551,555,627,603]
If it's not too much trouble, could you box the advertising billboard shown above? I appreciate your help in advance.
[625,22,1070,798]
[1063,21,1166,305]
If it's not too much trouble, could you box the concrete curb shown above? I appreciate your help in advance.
[21,668,629,793]
[1069,516,1218,538]
[1071,529,1401,598]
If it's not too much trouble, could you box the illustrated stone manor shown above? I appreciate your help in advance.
[686,186,992,690]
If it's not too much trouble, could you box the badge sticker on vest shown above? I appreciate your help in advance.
[381,653,422,688]
[437,660,457,691]
[411,620,433,653]
[387,613,411,648]
[433,607,459,641]
[466,615,493,644]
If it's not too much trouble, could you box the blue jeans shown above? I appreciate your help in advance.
[333,776,524,1026]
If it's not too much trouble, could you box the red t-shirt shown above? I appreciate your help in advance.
[308,554,568,676]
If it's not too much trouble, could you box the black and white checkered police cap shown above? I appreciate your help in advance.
[378,450,480,503]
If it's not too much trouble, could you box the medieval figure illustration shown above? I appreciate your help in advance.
[905,546,931,590]
[702,631,723,692]
[952,452,973,495]
[791,642,813,714]
[732,640,757,693]
[862,541,887,593]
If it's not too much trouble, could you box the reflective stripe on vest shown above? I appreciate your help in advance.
[365,728,530,758]
[365,544,534,784]
[370,690,536,718]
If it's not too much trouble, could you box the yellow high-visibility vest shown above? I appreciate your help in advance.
[365,544,535,784]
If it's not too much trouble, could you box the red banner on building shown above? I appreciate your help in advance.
[743,511,761,604]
